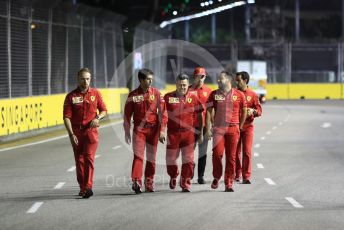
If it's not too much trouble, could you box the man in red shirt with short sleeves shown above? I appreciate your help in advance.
[189,67,212,184]
[162,74,203,192]
[205,71,247,192]
[235,71,262,184]
[63,68,107,199]
[123,69,165,194]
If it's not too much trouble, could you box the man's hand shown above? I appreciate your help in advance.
[197,133,204,144]
[90,118,100,128]
[125,132,131,145]
[247,108,255,116]
[159,132,166,144]
[205,129,212,140]
[69,134,78,146]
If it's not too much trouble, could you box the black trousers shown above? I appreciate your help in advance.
[194,128,209,179]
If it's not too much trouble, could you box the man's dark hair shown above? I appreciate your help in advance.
[78,67,91,77]
[176,73,189,81]
[236,71,250,84]
[138,68,154,82]
[219,70,234,80]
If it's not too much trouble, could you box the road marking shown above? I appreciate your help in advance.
[67,166,76,172]
[54,182,66,189]
[264,178,276,185]
[254,152,259,157]
[266,131,271,135]
[254,144,260,148]
[112,145,122,150]
[272,126,277,130]
[27,202,44,213]
[279,122,283,126]
[0,120,122,152]
[257,163,264,169]
[95,154,101,159]
[285,197,303,208]
[260,136,266,140]
[321,122,331,128]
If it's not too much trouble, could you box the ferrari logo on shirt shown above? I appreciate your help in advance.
[246,96,252,102]
[187,98,193,103]
[215,94,225,101]
[232,95,238,101]
[169,97,180,103]
[149,95,155,101]
[90,96,95,102]
[133,95,144,103]
[72,96,83,104]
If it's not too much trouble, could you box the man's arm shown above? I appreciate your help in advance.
[123,95,134,144]
[64,118,78,146]
[205,107,213,140]
[158,94,167,144]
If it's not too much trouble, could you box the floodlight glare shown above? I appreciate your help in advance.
[160,1,248,28]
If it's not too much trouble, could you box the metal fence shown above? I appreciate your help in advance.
[202,42,344,84]
[0,0,125,99]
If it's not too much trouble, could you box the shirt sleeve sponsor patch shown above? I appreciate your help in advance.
[215,94,225,101]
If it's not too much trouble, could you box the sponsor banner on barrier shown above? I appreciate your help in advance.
[0,88,128,137]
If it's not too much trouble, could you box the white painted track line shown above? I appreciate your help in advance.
[321,122,331,128]
[54,182,66,189]
[27,202,44,214]
[285,197,303,208]
[257,163,264,169]
[254,144,260,148]
[264,178,276,185]
[260,136,266,140]
[67,166,76,172]
[0,120,122,152]
[95,154,101,159]
[253,152,259,157]
[112,145,122,150]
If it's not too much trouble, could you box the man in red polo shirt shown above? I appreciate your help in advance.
[235,71,262,184]
[124,68,165,194]
[163,73,203,192]
[189,67,212,184]
[205,71,247,192]
[63,68,107,198]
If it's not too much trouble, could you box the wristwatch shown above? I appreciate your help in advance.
[96,115,102,120]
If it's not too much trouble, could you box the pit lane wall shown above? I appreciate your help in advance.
[0,88,129,138]
[163,84,344,100]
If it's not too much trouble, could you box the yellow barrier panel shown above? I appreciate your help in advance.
[0,88,128,137]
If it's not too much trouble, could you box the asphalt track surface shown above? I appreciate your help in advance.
[1,100,344,230]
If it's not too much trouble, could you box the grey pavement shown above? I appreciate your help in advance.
[1,100,344,230]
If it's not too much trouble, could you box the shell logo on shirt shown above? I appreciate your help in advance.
[90,96,95,102]
[187,98,193,103]
[169,97,180,103]
[232,95,238,101]
[149,95,155,101]
[246,96,251,102]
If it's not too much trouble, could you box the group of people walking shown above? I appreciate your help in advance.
[63,66,261,198]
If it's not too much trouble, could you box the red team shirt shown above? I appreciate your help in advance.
[207,88,247,127]
[188,85,212,128]
[63,87,107,126]
[242,88,262,124]
[163,91,204,132]
[123,87,164,133]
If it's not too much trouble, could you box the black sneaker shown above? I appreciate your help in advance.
[182,188,190,192]
[197,178,206,184]
[82,189,93,198]
[242,179,251,184]
[132,181,142,194]
[145,187,155,193]
[169,178,177,189]
[224,187,234,192]
[78,190,85,196]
